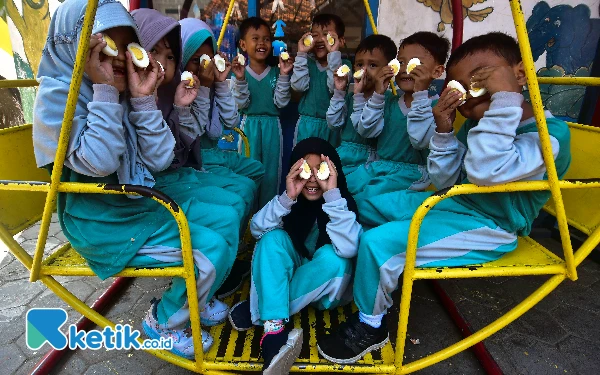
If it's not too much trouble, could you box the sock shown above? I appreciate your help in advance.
[359,311,384,328]
[261,319,285,346]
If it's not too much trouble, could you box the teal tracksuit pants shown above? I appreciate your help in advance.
[128,197,237,329]
[355,190,519,316]
[249,229,353,324]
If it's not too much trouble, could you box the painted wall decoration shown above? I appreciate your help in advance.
[378,0,600,122]
[0,0,128,129]
[417,0,494,32]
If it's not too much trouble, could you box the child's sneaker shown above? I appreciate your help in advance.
[228,300,253,331]
[261,328,303,374]
[200,297,229,326]
[317,314,389,364]
[142,298,213,358]
[216,259,251,299]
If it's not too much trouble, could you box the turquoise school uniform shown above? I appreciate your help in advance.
[248,190,361,323]
[232,66,291,208]
[326,90,376,180]
[351,92,434,201]
[291,51,351,147]
[183,82,265,226]
[352,93,571,316]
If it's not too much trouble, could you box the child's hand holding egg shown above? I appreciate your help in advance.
[285,158,311,200]
[313,155,337,193]
[85,34,116,87]
[175,71,200,107]
[214,53,231,82]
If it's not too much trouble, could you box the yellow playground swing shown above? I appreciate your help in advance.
[1,0,600,373]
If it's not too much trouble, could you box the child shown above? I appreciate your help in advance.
[178,17,265,223]
[405,32,449,150]
[291,14,349,146]
[132,9,251,300]
[227,137,362,374]
[232,17,293,208]
[350,32,449,201]
[317,32,571,363]
[326,35,389,189]
[33,0,238,357]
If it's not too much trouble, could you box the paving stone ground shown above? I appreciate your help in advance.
[1,214,598,374]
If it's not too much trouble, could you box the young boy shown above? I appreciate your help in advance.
[351,32,449,201]
[291,14,350,146]
[317,32,571,363]
[232,17,293,208]
[326,35,392,188]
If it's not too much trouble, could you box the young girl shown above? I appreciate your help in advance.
[33,0,236,358]
[232,17,293,208]
[132,9,252,233]
[227,137,362,374]
[179,18,264,185]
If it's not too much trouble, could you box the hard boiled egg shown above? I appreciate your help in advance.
[280,51,290,61]
[200,54,211,68]
[469,83,487,98]
[181,71,194,88]
[336,64,351,77]
[447,80,467,105]
[316,162,330,180]
[303,35,313,48]
[389,58,401,76]
[353,69,364,80]
[101,34,118,57]
[237,53,245,65]
[326,33,335,46]
[127,43,149,68]
[156,61,164,72]
[406,57,421,74]
[300,160,312,179]
[214,55,226,73]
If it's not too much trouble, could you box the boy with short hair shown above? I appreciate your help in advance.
[292,13,349,146]
[232,17,292,208]
[326,34,395,187]
[317,32,571,363]
[351,32,449,201]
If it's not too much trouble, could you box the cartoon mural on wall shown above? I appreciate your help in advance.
[416,0,493,32]
[525,1,600,120]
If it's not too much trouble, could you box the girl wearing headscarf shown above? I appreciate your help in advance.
[33,0,237,358]
[227,137,362,374]
[178,17,264,193]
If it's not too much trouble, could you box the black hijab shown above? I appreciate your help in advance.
[282,137,359,259]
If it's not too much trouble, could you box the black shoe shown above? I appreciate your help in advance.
[261,328,303,375]
[228,300,253,331]
[317,314,389,364]
[216,259,251,299]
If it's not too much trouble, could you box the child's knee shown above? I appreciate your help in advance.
[315,245,353,276]
[255,229,294,257]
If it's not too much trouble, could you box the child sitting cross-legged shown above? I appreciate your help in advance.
[317,32,571,364]
[227,137,362,374]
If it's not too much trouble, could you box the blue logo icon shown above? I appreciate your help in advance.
[27,308,68,350]
[26,308,172,351]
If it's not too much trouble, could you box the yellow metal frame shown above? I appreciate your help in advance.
[1,0,600,373]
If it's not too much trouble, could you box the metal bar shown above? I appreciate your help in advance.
[233,128,250,157]
[216,0,236,50]
[429,281,503,375]
[362,0,396,96]
[510,0,577,281]
[574,224,600,266]
[30,0,100,283]
[203,361,396,373]
[40,266,186,277]
[538,77,600,86]
[413,264,566,280]
[450,0,463,51]
[400,274,565,374]
[0,79,39,88]
[29,278,132,375]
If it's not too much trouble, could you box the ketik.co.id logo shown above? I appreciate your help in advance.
[26,308,172,350]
